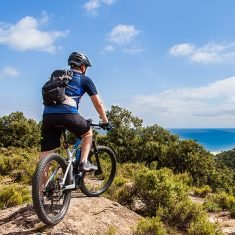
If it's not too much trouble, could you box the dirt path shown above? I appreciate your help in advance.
[0,192,141,235]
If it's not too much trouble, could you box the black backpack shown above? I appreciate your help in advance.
[42,70,73,106]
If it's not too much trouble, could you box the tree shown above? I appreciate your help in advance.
[98,105,143,162]
[216,149,235,170]
[0,112,41,148]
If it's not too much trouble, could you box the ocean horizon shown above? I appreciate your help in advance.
[168,128,235,153]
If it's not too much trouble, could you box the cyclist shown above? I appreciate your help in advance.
[40,52,110,171]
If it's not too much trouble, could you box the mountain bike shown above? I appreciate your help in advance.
[32,120,116,225]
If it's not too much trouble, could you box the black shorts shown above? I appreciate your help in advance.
[41,113,90,152]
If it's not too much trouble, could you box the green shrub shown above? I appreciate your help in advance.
[104,163,148,204]
[230,205,235,218]
[107,165,190,217]
[156,199,203,230]
[102,226,118,235]
[106,164,221,234]
[133,217,166,235]
[0,184,31,209]
[157,199,222,234]
[0,147,38,183]
[188,214,223,235]
[117,163,148,180]
[204,192,235,217]
[192,185,212,198]
[133,168,189,216]
[206,192,235,210]
[113,175,128,187]
[203,201,221,212]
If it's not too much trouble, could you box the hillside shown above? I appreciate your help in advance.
[2,109,235,234]
[0,192,141,235]
[2,194,235,234]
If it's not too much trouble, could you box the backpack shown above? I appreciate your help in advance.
[42,70,73,106]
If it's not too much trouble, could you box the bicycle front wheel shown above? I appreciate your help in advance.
[32,153,71,225]
[80,146,116,197]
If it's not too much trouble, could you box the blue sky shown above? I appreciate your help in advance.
[1,0,235,128]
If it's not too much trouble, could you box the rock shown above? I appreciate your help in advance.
[0,192,142,235]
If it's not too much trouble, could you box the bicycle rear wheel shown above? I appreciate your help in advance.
[80,146,116,196]
[32,153,71,225]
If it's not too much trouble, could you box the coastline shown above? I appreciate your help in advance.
[169,128,235,154]
[210,151,222,155]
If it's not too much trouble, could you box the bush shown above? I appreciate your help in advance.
[0,184,31,209]
[0,147,38,183]
[105,163,221,234]
[188,214,223,235]
[157,200,222,234]
[106,164,190,217]
[206,192,235,210]
[157,199,202,230]
[133,216,166,235]
[133,168,189,216]
[192,185,212,198]
[203,201,221,212]
[102,226,118,235]
[204,192,235,217]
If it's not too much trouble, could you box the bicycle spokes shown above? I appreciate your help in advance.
[40,160,66,218]
[82,148,115,195]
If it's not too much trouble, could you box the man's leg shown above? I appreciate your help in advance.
[79,128,97,171]
[80,128,92,163]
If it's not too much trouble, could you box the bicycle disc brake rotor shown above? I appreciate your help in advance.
[43,179,63,201]
[41,163,66,217]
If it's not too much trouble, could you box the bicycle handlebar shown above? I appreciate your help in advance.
[87,119,112,131]
[90,123,101,127]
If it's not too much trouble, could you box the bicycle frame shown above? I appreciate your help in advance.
[48,125,101,191]
[60,136,82,190]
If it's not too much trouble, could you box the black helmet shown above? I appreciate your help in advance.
[68,52,92,67]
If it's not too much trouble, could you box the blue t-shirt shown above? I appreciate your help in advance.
[43,70,98,114]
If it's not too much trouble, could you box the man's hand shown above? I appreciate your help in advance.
[100,122,112,131]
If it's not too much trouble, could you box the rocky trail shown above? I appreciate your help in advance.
[1,192,235,234]
[0,192,141,235]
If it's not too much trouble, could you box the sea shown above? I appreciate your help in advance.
[168,128,235,154]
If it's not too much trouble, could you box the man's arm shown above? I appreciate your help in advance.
[90,95,108,124]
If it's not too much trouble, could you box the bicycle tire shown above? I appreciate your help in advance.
[80,146,116,197]
[32,153,72,225]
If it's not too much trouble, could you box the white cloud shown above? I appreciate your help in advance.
[102,24,142,54]
[0,13,68,53]
[132,77,235,127]
[170,43,194,56]
[84,0,100,13]
[103,45,115,52]
[170,42,235,64]
[107,24,140,45]
[84,0,116,14]
[0,66,19,79]
[190,51,221,63]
